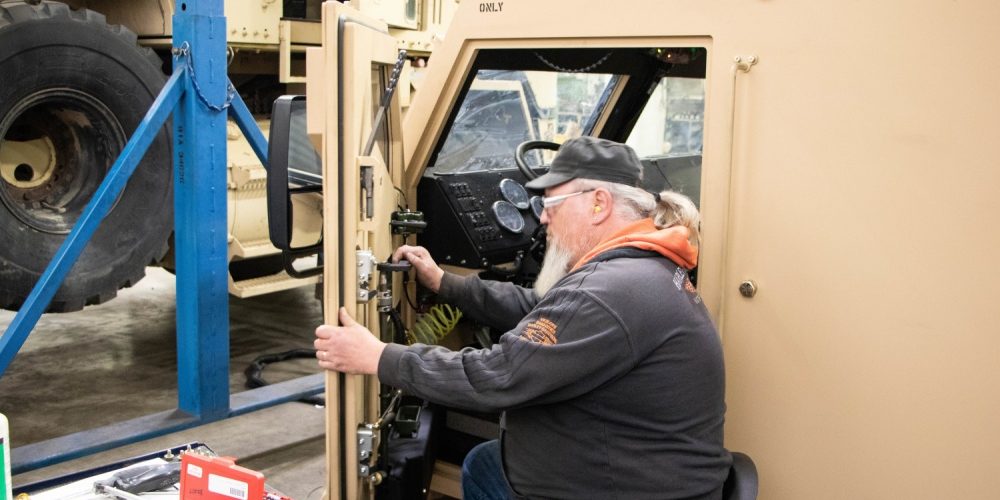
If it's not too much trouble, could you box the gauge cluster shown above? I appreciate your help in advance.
[417,170,543,268]
[499,178,530,209]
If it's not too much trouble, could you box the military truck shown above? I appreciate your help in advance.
[286,0,1000,498]
[0,0,456,311]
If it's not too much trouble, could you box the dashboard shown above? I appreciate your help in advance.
[416,154,703,270]
[417,169,543,268]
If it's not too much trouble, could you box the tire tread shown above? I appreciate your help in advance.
[0,0,171,313]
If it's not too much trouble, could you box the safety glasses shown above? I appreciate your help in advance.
[541,188,595,209]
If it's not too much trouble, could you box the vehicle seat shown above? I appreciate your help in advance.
[722,451,758,500]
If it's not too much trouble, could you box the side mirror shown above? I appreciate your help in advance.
[267,95,323,278]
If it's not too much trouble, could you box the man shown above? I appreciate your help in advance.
[315,136,732,499]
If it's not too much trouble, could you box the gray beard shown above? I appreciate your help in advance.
[533,239,574,298]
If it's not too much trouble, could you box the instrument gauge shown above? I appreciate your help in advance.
[499,178,530,210]
[530,195,544,220]
[492,200,526,234]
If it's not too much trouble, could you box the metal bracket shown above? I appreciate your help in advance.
[734,55,758,73]
[356,389,403,480]
[361,164,374,220]
[357,425,376,477]
[376,273,393,312]
[357,250,377,302]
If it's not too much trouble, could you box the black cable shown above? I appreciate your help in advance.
[487,250,525,280]
[394,265,418,310]
[244,349,325,406]
[394,186,408,207]
[388,306,409,345]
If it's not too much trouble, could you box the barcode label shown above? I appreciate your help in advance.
[208,474,249,500]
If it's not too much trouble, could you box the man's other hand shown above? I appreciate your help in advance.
[314,307,386,375]
[392,245,445,293]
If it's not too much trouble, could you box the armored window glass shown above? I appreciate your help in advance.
[431,70,616,173]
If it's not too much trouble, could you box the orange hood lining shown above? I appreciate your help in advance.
[572,219,698,271]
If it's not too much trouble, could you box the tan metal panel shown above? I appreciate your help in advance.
[224,0,280,45]
[716,4,1000,498]
[82,0,172,36]
[355,0,419,30]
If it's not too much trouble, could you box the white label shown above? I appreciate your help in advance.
[208,474,249,500]
[187,463,203,478]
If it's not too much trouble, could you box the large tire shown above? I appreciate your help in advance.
[0,1,172,312]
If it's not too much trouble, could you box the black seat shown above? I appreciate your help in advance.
[722,451,758,500]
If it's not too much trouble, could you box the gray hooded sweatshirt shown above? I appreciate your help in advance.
[379,230,731,499]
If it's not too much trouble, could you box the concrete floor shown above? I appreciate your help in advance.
[0,267,329,498]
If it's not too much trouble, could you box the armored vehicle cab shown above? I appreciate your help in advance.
[298,1,1000,498]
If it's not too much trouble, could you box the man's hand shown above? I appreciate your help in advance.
[314,308,386,375]
[392,244,445,293]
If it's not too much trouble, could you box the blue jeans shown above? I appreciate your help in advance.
[461,440,510,500]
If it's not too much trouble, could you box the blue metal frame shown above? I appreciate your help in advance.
[172,0,231,420]
[0,71,185,376]
[230,92,270,170]
[3,0,321,474]
[11,374,323,473]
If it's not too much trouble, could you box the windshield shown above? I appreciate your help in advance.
[430,70,617,173]
[627,76,705,157]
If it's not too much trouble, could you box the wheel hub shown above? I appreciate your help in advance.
[0,88,125,234]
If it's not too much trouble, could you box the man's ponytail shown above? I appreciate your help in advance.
[652,190,701,247]
[580,180,702,247]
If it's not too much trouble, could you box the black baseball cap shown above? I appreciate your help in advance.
[524,136,643,191]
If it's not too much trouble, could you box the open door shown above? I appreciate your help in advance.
[308,3,405,499]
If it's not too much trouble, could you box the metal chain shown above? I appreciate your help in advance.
[172,42,236,112]
[533,50,613,73]
[383,50,408,105]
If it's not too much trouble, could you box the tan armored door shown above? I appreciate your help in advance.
[707,43,1000,497]
[309,3,404,499]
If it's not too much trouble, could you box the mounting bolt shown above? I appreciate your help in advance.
[739,280,758,298]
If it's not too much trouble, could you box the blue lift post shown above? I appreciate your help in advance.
[2,0,324,474]
[172,0,231,421]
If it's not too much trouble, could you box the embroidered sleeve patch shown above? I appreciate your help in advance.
[520,317,558,345]
[674,267,702,303]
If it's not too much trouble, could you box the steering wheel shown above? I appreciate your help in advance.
[529,223,547,264]
[515,140,560,180]
[514,141,559,266]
